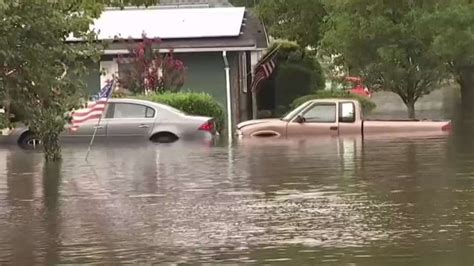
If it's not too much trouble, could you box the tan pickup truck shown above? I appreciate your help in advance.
[236,98,452,139]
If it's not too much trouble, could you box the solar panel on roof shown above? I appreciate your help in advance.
[67,7,245,41]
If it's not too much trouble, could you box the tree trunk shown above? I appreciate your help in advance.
[406,100,416,119]
[33,112,64,162]
[458,65,474,115]
[42,133,62,162]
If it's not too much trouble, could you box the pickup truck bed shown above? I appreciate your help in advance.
[362,119,451,134]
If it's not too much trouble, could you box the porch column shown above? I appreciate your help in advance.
[250,50,263,119]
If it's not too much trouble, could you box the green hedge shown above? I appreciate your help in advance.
[291,90,377,114]
[0,113,8,129]
[136,92,225,133]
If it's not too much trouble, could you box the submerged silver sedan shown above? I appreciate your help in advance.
[2,98,218,149]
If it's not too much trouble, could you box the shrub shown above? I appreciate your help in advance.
[275,63,314,109]
[269,41,326,110]
[136,92,225,133]
[116,34,186,94]
[0,113,8,129]
[291,90,377,115]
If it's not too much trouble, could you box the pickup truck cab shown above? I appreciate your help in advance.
[236,98,452,139]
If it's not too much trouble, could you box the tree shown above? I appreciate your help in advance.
[423,1,474,114]
[116,34,186,94]
[256,0,327,48]
[0,1,160,161]
[228,0,262,7]
[255,41,325,115]
[321,0,445,118]
[272,41,325,111]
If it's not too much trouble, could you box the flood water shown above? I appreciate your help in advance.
[0,122,473,264]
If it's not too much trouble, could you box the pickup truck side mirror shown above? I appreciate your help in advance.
[295,115,305,123]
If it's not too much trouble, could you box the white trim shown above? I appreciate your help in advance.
[102,46,259,55]
[222,51,233,143]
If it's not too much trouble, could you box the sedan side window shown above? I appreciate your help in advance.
[302,103,337,123]
[112,103,149,119]
[145,107,155,118]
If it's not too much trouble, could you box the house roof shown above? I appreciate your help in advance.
[67,6,268,51]
[99,9,267,53]
[67,7,245,41]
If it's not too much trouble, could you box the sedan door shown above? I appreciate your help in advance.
[104,102,156,139]
[286,102,339,137]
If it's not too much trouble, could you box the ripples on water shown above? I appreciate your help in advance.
[0,133,473,264]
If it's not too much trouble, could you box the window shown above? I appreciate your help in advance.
[112,103,154,119]
[145,107,155,118]
[281,101,312,121]
[339,102,355,123]
[302,103,336,123]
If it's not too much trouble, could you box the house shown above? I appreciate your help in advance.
[67,1,269,137]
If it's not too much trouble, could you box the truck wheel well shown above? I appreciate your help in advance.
[150,132,179,143]
[251,131,280,138]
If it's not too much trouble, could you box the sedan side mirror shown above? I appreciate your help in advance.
[295,115,305,123]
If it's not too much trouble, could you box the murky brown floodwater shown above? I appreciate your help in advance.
[0,122,473,264]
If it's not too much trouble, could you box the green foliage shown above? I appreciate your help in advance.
[117,35,186,94]
[0,0,159,161]
[270,41,325,89]
[251,0,474,115]
[321,0,445,118]
[268,41,325,112]
[136,92,225,133]
[423,1,474,68]
[257,0,327,48]
[228,0,262,7]
[0,112,8,129]
[422,2,474,112]
[291,90,377,115]
[275,64,314,108]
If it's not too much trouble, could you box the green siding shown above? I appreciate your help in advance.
[85,52,230,112]
[174,52,227,108]
[82,61,101,95]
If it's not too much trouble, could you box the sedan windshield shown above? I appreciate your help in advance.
[280,101,312,121]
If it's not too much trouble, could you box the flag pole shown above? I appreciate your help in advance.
[254,43,281,69]
[85,79,115,162]
[251,44,281,119]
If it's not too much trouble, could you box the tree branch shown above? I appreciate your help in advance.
[4,62,27,77]
[59,62,68,80]
[4,69,17,77]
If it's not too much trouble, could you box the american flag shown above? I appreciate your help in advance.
[250,45,280,92]
[70,81,115,132]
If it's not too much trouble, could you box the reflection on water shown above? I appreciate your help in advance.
[0,132,473,264]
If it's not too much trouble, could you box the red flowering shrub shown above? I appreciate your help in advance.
[116,33,186,94]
